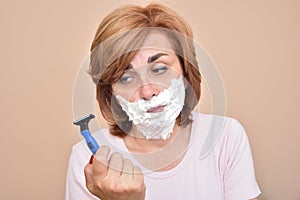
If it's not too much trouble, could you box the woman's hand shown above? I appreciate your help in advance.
[84,146,146,200]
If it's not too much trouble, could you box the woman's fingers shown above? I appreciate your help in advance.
[120,159,134,184]
[107,152,123,181]
[133,165,144,183]
[84,146,146,200]
[92,145,110,180]
[122,159,134,175]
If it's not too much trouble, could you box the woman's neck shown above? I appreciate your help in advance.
[123,124,180,153]
[123,123,191,171]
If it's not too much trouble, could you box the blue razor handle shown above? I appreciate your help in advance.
[73,114,99,155]
[81,129,99,155]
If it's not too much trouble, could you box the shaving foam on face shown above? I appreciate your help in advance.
[116,76,185,140]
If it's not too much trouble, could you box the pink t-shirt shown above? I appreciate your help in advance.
[65,113,261,200]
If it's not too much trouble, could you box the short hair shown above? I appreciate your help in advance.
[88,3,201,137]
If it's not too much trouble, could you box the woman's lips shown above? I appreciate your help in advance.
[147,105,165,113]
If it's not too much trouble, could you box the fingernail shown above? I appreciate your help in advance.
[89,155,94,164]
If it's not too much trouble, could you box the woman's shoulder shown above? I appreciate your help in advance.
[191,112,249,159]
[192,112,245,134]
[191,112,245,136]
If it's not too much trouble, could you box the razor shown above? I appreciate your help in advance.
[73,114,99,154]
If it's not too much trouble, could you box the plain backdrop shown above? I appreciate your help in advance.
[0,0,299,199]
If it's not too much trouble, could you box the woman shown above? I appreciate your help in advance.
[66,3,261,200]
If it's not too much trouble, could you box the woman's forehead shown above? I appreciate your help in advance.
[128,33,175,67]
[141,31,175,51]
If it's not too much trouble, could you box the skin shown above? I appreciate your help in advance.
[84,33,187,200]
[84,32,259,200]
[84,146,146,200]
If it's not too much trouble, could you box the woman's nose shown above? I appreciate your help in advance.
[139,84,160,100]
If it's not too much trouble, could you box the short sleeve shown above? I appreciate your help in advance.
[223,119,261,200]
[65,144,99,200]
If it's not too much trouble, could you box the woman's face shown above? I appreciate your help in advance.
[112,32,183,103]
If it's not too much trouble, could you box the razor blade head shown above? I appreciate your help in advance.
[73,114,95,131]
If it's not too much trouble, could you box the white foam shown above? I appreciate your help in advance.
[116,76,185,140]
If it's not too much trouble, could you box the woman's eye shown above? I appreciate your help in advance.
[152,65,168,75]
[118,74,134,84]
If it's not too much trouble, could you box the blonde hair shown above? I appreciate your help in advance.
[88,3,201,137]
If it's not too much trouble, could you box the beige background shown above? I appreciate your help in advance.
[1,0,299,199]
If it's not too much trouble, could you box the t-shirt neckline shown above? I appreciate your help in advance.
[115,112,203,179]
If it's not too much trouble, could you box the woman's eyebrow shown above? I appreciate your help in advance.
[125,53,169,70]
[147,53,168,63]
[125,64,133,70]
